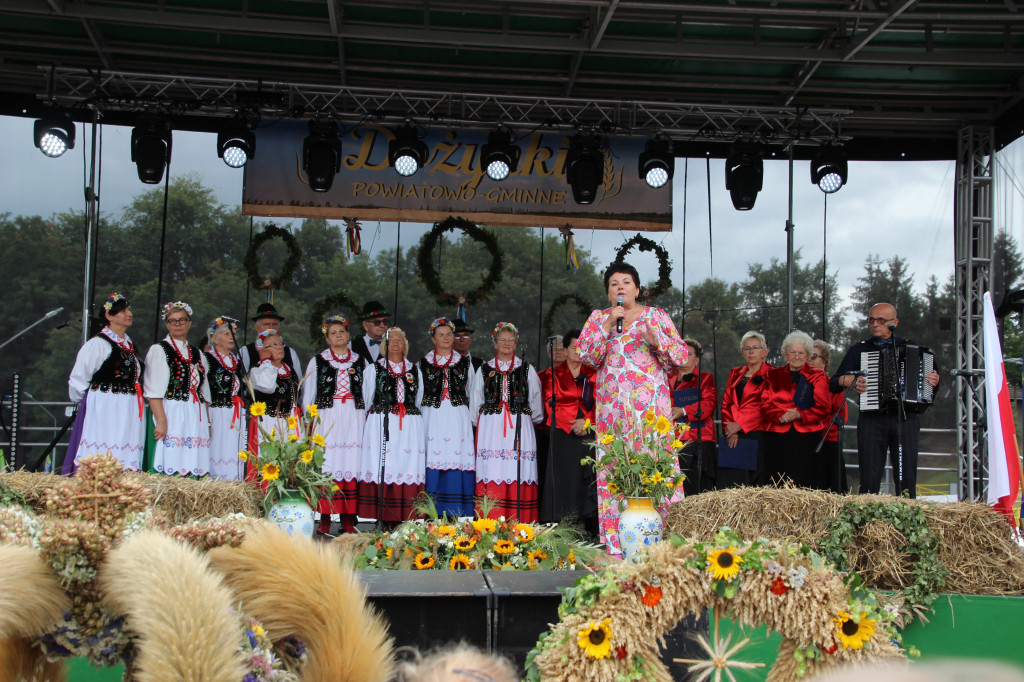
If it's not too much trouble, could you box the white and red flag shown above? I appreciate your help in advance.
[983,292,1022,526]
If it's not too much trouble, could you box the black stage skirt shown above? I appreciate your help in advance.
[679,440,717,495]
[540,429,597,532]
[765,427,827,490]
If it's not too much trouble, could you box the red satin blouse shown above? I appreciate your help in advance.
[541,362,597,434]
[720,363,774,434]
[759,364,831,433]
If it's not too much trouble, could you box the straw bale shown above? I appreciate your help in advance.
[664,486,1024,596]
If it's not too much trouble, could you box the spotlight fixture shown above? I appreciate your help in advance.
[480,128,521,182]
[565,133,604,204]
[131,119,172,184]
[811,144,848,194]
[724,142,763,211]
[302,120,342,192]
[388,124,428,177]
[638,138,674,189]
[217,123,255,168]
[33,115,76,158]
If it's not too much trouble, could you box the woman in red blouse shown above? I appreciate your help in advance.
[809,339,849,493]
[539,329,598,537]
[760,330,832,489]
[668,338,717,494]
[718,331,773,487]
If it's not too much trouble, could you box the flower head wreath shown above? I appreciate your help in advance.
[161,300,194,321]
[492,321,519,341]
[322,314,350,335]
[255,328,283,350]
[103,292,127,313]
[429,317,456,334]
[207,316,237,338]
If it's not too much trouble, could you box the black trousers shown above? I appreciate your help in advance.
[856,411,920,498]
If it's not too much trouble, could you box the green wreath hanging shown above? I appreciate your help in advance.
[308,290,361,349]
[818,501,947,620]
[244,223,302,291]
[416,216,503,306]
[612,235,672,299]
[542,293,594,339]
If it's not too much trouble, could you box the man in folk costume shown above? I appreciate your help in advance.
[239,302,302,374]
[469,322,544,522]
[351,300,391,366]
[453,318,485,373]
[143,301,212,477]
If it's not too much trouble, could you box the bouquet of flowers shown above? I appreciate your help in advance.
[582,410,687,508]
[243,403,333,511]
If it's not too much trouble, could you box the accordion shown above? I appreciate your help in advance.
[858,343,935,414]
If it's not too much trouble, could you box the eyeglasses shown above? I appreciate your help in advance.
[866,317,895,325]
[809,353,822,360]
[741,346,763,353]
[367,318,388,326]
[166,317,190,325]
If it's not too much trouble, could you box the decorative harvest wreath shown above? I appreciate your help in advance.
[308,290,361,349]
[416,216,503,306]
[612,235,672,299]
[525,528,908,682]
[244,223,302,291]
[542,293,594,339]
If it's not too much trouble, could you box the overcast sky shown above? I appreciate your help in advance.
[3,113,1022,320]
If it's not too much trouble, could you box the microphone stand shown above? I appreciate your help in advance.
[0,308,64,352]
[546,338,557,519]
[512,347,525,521]
[224,323,251,482]
[817,374,858,490]
[376,332,392,531]
[889,331,908,497]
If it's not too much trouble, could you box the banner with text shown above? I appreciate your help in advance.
[242,122,670,231]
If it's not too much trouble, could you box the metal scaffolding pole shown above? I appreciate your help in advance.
[79,108,101,347]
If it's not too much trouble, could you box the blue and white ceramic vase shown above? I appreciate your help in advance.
[267,489,315,537]
[617,497,664,561]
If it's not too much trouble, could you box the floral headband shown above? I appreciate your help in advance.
[429,317,456,334]
[161,300,193,320]
[492,322,519,340]
[103,292,127,313]
[208,317,237,338]
[255,328,283,350]
[322,314,350,335]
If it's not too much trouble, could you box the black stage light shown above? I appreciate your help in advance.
[217,123,255,168]
[725,142,763,211]
[811,144,848,194]
[131,119,172,184]
[302,120,342,192]
[481,128,521,182]
[565,133,604,204]
[33,115,76,158]
[388,124,428,177]
[638,138,674,189]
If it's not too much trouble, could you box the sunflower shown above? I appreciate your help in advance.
[641,584,663,607]
[834,611,876,650]
[300,449,314,463]
[436,524,456,538]
[249,402,267,417]
[313,434,326,447]
[385,548,393,560]
[454,536,477,552]
[494,539,516,554]
[413,552,436,570]
[260,462,280,482]
[606,482,620,495]
[306,404,319,418]
[706,547,744,582]
[449,554,472,570]
[654,415,672,434]
[643,410,656,425]
[527,549,548,568]
[670,439,683,449]
[237,450,248,462]
[577,618,613,659]
[583,418,591,430]
[287,415,298,430]
[472,518,498,533]
[600,433,615,445]
[288,433,299,442]
[512,523,535,542]
[269,428,276,439]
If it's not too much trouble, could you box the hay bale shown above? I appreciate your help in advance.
[0,471,263,523]
[664,486,1024,596]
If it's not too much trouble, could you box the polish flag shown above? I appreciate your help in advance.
[983,292,1022,526]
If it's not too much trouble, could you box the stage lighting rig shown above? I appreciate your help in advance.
[388,123,428,177]
[217,122,255,168]
[481,128,521,182]
[33,115,76,158]
[565,133,604,204]
[811,144,848,194]
[638,138,674,189]
[131,118,172,184]
[302,120,342,192]
[725,141,763,211]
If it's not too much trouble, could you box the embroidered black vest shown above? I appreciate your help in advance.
[160,340,206,402]
[204,351,239,408]
[419,355,470,408]
[368,361,421,416]
[244,341,298,373]
[253,369,298,418]
[480,360,533,416]
[89,334,144,395]
[314,352,366,410]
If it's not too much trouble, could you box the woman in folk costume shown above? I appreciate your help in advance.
[65,292,146,473]
[144,301,212,477]
[419,317,475,518]
[204,316,246,480]
[302,314,366,535]
[469,322,544,523]
[357,327,426,528]
[576,262,688,554]
[247,328,301,443]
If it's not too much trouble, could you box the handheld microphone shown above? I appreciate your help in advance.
[615,295,624,333]
[949,368,984,378]
[220,315,240,323]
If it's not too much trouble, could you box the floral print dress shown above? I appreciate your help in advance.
[576,305,688,554]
